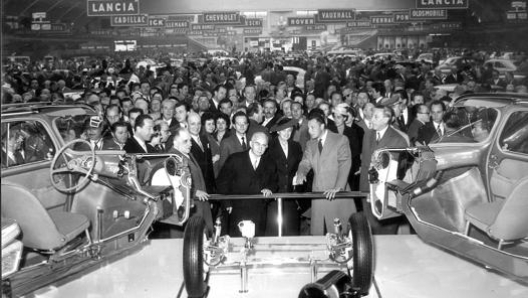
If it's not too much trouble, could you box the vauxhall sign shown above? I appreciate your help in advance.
[317,9,355,22]
[416,0,469,9]
[87,0,140,16]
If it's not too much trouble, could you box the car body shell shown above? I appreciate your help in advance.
[368,93,528,285]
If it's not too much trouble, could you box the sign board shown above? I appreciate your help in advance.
[111,14,148,26]
[393,11,410,22]
[429,22,462,30]
[148,18,165,27]
[203,11,240,24]
[249,40,259,47]
[370,15,395,24]
[244,18,263,27]
[170,28,189,34]
[416,0,468,9]
[191,24,215,31]
[87,0,140,16]
[288,17,315,26]
[316,9,355,23]
[243,28,262,35]
[188,30,203,35]
[166,21,189,28]
[168,15,195,22]
[203,32,219,37]
[32,12,46,19]
[506,11,528,21]
[347,20,372,27]
[215,27,227,33]
[306,24,327,31]
[410,9,448,20]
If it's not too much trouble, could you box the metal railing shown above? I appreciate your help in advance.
[209,191,368,237]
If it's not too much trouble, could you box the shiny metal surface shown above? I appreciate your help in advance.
[28,235,528,298]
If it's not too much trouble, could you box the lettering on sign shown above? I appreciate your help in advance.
[305,24,327,31]
[317,10,355,22]
[394,12,410,22]
[430,22,462,30]
[191,24,215,31]
[148,18,165,27]
[245,18,263,27]
[416,0,468,9]
[166,21,189,28]
[410,9,448,19]
[87,0,139,16]
[347,20,372,27]
[203,12,240,24]
[288,18,315,26]
[370,16,394,24]
[243,28,262,35]
[111,14,148,26]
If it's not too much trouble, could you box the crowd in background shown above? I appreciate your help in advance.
[2,47,528,236]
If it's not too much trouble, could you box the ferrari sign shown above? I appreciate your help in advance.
[87,0,140,16]
[416,0,469,9]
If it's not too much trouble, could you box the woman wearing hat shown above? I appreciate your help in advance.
[265,117,303,236]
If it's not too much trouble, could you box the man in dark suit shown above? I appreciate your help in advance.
[123,114,156,153]
[407,104,430,146]
[167,127,214,233]
[266,118,303,236]
[261,99,281,131]
[217,132,278,237]
[361,105,408,234]
[442,66,464,84]
[187,113,216,194]
[416,100,446,145]
[246,102,268,140]
[208,84,226,115]
[218,112,250,171]
[102,121,129,150]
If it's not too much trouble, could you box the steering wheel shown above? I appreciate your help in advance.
[50,139,96,193]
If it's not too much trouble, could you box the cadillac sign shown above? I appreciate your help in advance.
[87,0,140,16]
[416,0,469,9]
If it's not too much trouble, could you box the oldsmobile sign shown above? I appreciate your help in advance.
[87,0,140,16]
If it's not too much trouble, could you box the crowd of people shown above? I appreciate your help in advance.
[2,47,528,237]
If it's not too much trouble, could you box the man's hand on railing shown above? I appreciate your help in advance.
[195,190,210,201]
[261,188,272,197]
[324,188,342,201]
[293,173,306,186]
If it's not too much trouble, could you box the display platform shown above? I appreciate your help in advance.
[28,235,527,298]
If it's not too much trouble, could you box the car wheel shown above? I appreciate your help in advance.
[347,212,373,296]
[183,215,209,298]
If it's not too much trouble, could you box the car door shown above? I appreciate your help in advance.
[1,117,69,213]
[487,107,528,202]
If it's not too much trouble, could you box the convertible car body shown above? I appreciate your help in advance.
[369,93,528,284]
[1,103,192,297]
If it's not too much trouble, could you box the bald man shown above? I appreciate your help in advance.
[217,132,278,236]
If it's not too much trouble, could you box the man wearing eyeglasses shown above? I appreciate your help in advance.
[217,132,278,236]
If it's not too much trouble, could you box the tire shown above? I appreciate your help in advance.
[348,212,373,296]
[183,215,209,298]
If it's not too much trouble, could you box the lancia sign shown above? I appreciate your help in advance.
[416,0,469,9]
[87,0,140,16]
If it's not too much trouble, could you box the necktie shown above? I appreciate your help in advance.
[437,125,443,136]
[253,158,259,170]
[376,132,381,144]
[196,137,204,151]
[318,139,323,153]
[241,136,247,150]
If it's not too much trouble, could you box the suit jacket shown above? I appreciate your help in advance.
[123,136,155,153]
[416,121,442,145]
[207,99,221,115]
[407,119,425,146]
[267,138,303,192]
[190,134,216,194]
[216,150,278,236]
[218,133,247,171]
[262,114,281,131]
[102,138,125,150]
[246,119,268,141]
[167,148,213,232]
[297,131,351,192]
